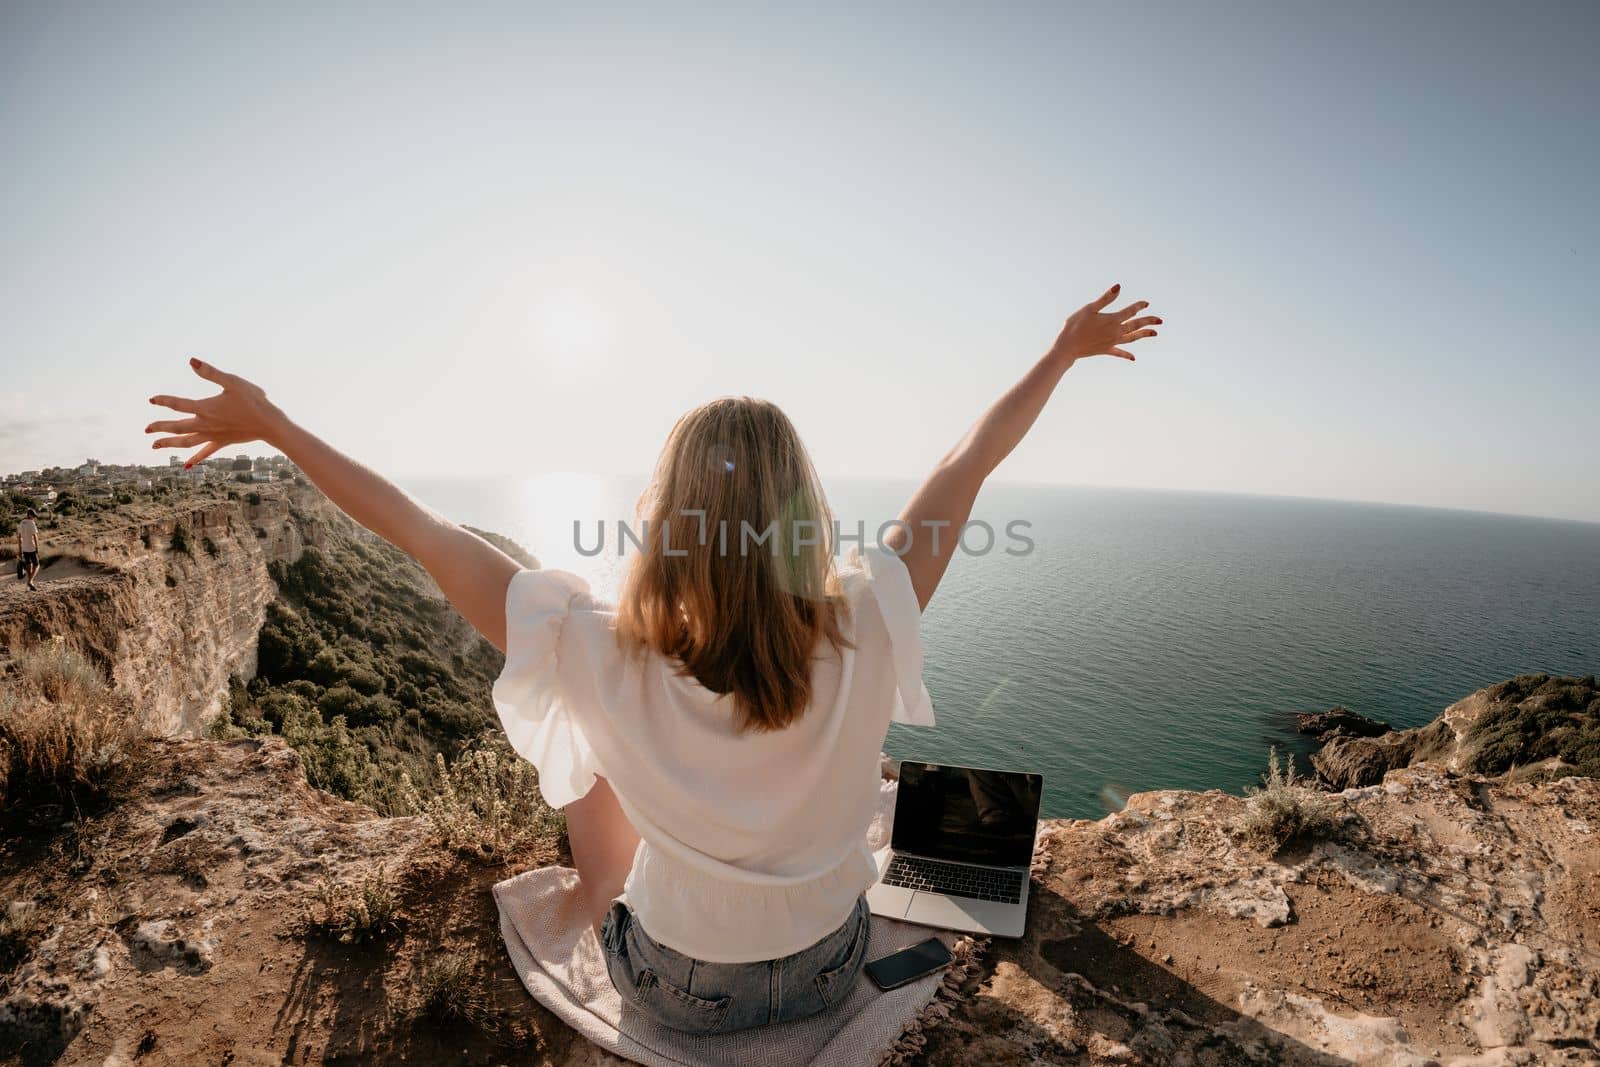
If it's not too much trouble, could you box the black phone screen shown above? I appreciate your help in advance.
[865,937,952,990]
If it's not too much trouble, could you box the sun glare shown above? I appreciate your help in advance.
[532,292,614,371]
[513,471,633,598]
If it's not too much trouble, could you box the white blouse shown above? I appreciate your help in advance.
[492,545,936,963]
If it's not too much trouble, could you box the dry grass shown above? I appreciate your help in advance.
[16,639,106,704]
[400,739,565,863]
[0,640,148,809]
[305,864,401,944]
[1239,746,1341,854]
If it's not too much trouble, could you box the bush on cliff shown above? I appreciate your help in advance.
[1239,747,1340,854]
[1464,674,1600,779]
[399,738,564,861]
[212,520,515,815]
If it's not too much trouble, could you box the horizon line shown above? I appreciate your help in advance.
[393,469,1600,530]
[6,454,1595,530]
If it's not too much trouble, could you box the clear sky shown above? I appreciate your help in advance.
[2,2,1597,521]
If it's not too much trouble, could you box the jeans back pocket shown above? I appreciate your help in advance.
[633,968,734,1035]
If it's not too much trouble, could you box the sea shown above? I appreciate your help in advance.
[400,476,1600,820]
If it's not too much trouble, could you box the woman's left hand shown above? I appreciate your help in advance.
[145,358,288,468]
[1049,284,1162,364]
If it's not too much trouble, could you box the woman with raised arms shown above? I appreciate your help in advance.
[144,284,1159,1034]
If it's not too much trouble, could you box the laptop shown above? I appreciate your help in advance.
[866,761,1043,938]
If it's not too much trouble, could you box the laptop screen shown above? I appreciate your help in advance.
[891,762,1043,867]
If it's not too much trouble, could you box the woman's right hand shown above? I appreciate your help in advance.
[145,358,288,468]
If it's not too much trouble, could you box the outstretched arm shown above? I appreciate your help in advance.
[887,283,1161,610]
[146,359,520,650]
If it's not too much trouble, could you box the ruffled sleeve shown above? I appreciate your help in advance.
[491,568,603,809]
[849,545,937,727]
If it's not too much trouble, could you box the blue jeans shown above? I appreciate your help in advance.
[600,893,871,1035]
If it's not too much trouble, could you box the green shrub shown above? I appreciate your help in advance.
[202,535,220,557]
[342,665,386,697]
[317,684,366,721]
[169,523,192,555]
[234,511,524,816]
[285,714,378,801]
[246,492,262,506]
[1465,674,1600,779]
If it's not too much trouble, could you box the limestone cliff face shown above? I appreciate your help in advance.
[0,488,330,734]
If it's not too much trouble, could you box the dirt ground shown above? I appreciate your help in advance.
[3,744,1598,1066]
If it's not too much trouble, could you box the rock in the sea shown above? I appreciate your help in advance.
[1295,705,1391,741]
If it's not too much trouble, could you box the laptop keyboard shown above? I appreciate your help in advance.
[883,854,1026,904]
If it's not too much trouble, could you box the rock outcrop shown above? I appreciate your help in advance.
[921,767,1599,1066]
[1313,675,1600,791]
[1296,706,1393,742]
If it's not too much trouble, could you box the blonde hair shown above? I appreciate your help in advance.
[615,397,850,732]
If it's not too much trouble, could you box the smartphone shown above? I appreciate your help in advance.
[865,937,953,991]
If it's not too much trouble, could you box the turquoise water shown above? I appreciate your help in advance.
[402,477,1600,819]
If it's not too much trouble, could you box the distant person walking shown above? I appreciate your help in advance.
[17,509,41,590]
